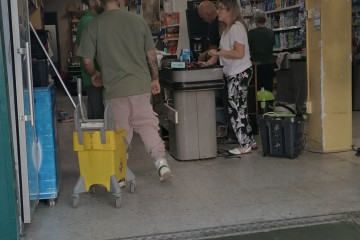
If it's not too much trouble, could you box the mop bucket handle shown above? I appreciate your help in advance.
[77,78,86,121]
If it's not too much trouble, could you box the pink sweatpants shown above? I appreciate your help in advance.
[105,93,165,161]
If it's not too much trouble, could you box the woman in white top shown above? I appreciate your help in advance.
[207,0,255,155]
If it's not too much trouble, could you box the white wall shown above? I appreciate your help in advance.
[174,0,189,55]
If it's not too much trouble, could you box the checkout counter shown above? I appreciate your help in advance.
[158,66,224,161]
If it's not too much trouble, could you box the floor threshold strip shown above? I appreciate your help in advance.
[116,212,360,240]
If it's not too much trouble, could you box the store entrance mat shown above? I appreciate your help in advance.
[206,221,360,240]
[119,213,360,240]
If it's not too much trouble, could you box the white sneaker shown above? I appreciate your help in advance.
[251,141,258,150]
[155,159,172,181]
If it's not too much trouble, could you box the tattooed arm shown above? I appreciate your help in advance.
[83,57,102,87]
[146,49,161,95]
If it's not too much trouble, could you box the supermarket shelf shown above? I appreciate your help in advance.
[164,38,179,41]
[243,13,254,18]
[273,26,301,32]
[161,24,179,29]
[273,45,302,52]
[265,4,300,14]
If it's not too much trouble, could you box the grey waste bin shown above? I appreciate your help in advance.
[160,66,224,161]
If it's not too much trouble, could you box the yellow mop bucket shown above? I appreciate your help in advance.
[72,79,135,208]
[73,129,127,192]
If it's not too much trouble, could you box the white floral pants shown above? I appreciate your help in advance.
[225,67,255,148]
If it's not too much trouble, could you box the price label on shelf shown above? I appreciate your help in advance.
[314,16,321,30]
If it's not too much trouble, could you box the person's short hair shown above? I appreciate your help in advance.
[254,10,267,24]
[99,0,116,6]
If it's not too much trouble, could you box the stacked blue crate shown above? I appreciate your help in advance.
[34,83,60,200]
[24,100,39,201]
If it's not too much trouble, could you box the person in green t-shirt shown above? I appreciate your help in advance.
[248,10,275,92]
[75,0,104,119]
[77,0,171,182]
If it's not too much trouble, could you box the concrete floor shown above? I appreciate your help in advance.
[23,90,360,240]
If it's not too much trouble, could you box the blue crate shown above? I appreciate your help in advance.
[24,121,39,200]
[34,83,61,200]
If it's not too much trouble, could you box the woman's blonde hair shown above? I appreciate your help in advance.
[217,0,248,33]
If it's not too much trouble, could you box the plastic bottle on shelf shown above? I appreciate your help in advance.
[292,11,296,26]
[284,12,289,27]
[284,32,289,48]
[67,51,73,65]
[299,0,305,10]
[279,13,285,28]
[264,0,268,11]
[288,31,294,47]
[163,41,168,54]
[275,0,280,9]
[266,16,271,29]
[280,32,285,49]
[275,34,280,48]
[136,0,141,14]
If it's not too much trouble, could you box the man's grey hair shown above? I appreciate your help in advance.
[254,10,267,24]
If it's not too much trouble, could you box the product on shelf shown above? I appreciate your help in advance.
[166,40,178,54]
[262,0,305,51]
[165,25,179,39]
[264,0,300,11]
[161,12,180,54]
[162,12,180,26]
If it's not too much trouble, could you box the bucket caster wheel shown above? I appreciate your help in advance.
[89,185,96,194]
[48,199,56,207]
[115,196,121,208]
[130,181,136,194]
[72,196,79,209]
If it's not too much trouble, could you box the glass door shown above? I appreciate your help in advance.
[10,0,39,223]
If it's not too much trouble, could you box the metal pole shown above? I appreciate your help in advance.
[29,22,76,108]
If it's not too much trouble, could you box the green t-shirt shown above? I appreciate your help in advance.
[76,11,100,87]
[248,27,275,64]
[77,9,155,100]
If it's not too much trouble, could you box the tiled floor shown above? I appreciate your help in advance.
[23,90,360,240]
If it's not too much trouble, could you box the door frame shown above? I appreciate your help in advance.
[0,0,20,238]
[9,0,39,224]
